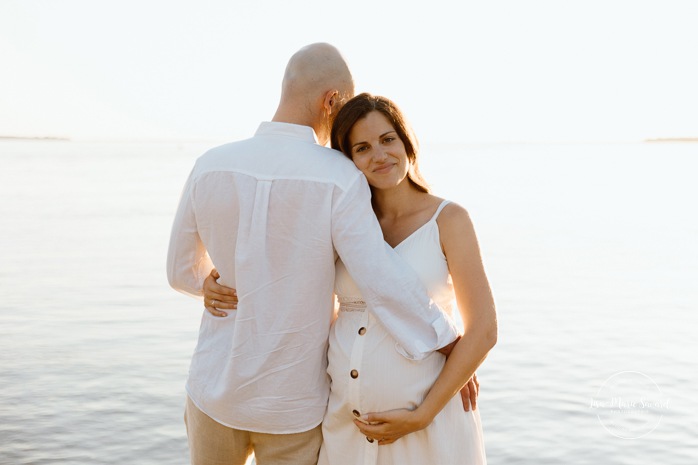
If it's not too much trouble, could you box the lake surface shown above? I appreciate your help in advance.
[1,140,696,464]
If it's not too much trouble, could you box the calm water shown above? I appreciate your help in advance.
[1,140,696,464]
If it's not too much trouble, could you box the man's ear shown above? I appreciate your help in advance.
[323,90,339,115]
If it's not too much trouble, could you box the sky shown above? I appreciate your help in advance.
[1,0,697,143]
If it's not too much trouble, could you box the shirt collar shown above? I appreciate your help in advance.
[255,122,319,144]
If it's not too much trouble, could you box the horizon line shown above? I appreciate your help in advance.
[2,135,697,145]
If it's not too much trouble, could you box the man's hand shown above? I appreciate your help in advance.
[460,373,479,411]
[353,408,428,446]
[203,269,238,317]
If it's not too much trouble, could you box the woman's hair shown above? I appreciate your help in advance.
[330,93,430,193]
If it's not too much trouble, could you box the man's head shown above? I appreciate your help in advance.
[272,43,355,145]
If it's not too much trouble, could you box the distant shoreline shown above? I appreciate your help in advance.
[0,136,70,141]
[3,135,696,144]
[644,137,698,143]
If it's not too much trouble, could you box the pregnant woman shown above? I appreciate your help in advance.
[204,94,497,464]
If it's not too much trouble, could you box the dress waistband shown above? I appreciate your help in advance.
[337,296,366,312]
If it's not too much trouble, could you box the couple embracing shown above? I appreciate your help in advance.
[167,43,497,465]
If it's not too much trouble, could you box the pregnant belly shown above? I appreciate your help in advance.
[327,310,446,413]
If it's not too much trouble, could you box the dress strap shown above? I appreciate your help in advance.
[428,200,451,223]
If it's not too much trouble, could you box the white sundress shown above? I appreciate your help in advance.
[318,200,487,465]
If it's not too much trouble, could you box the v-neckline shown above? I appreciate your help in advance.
[390,200,448,250]
[392,219,432,250]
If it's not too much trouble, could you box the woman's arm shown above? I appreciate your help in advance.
[354,203,497,444]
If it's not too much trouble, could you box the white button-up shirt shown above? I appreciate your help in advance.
[167,122,458,433]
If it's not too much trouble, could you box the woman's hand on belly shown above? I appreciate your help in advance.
[352,408,430,445]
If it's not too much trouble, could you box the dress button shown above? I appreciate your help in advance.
[358,327,366,335]
[352,409,360,417]
[350,369,359,379]
[366,437,374,443]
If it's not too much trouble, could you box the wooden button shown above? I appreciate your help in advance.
[352,409,360,417]
[350,369,359,379]
[358,327,366,335]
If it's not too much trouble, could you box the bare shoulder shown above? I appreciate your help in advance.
[436,202,479,250]
[437,202,474,230]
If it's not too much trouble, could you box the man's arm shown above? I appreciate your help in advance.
[330,174,459,361]
[166,168,214,298]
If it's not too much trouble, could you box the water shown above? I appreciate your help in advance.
[1,140,696,464]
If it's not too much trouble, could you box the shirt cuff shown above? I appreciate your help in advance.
[394,311,460,361]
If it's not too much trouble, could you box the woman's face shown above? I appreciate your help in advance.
[348,111,410,191]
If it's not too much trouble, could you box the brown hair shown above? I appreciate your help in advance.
[331,93,430,193]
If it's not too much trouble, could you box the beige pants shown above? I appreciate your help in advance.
[184,396,323,465]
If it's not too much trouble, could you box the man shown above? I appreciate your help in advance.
[167,43,459,465]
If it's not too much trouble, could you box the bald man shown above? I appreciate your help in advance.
[167,43,458,465]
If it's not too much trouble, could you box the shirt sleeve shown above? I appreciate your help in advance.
[331,174,459,360]
[166,167,214,298]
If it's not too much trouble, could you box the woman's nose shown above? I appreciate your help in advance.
[373,146,388,162]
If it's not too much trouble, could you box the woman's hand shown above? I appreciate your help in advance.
[203,269,238,317]
[353,408,429,446]
[354,373,479,445]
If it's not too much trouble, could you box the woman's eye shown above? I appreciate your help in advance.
[383,137,395,143]
[355,145,368,153]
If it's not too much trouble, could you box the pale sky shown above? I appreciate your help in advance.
[1,0,697,143]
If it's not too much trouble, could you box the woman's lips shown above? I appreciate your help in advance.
[372,163,395,174]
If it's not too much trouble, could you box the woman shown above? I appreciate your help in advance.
[205,94,497,464]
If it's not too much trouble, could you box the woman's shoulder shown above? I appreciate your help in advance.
[434,200,476,242]
[434,199,471,222]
